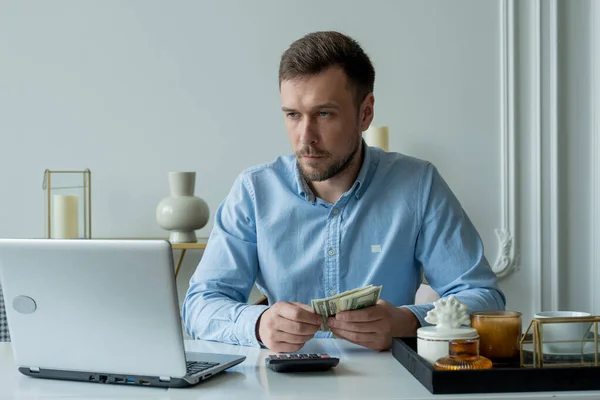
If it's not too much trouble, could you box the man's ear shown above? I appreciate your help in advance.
[360,93,375,132]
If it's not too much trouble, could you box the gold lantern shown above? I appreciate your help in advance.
[42,169,92,239]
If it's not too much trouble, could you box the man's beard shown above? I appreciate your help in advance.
[296,133,361,182]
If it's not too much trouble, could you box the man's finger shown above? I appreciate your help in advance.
[275,316,321,335]
[289,302,314,312]
[278,302,322,326]
[330,327,378,344]
[272,330,315,344]
[327,317,379,333]
[272,342,304,354]
[335,305,384,322]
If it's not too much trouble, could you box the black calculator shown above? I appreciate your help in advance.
[265,353,339,372]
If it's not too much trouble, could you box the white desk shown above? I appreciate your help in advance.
[1,339,600,400]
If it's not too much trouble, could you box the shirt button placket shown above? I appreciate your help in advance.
[326,205,342,298]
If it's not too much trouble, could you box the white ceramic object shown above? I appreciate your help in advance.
[417,296,478,365]
[533,311,593,354]
[156,172,209,243]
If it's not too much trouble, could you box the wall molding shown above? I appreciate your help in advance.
[530,0,543,314]
[493,0,518,278]
[503,0,543,315]
[591,0,600,315]
[547,0,560,311]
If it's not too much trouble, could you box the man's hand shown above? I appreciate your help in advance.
[256,301,322,353]
[326,299,420,351]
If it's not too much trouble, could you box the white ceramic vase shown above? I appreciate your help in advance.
[156,172,209,243]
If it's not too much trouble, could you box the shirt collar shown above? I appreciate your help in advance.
[295,139,379,204]
[295,160,316,203]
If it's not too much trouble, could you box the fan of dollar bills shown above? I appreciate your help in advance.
[311,285,382,332]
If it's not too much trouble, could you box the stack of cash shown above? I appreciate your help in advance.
[311,285,382,332]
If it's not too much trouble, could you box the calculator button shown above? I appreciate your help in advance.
[320,354,330,358]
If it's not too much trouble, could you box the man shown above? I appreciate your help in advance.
[182,31,505,353]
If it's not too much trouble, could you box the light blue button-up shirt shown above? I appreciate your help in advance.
[182,143,506,347]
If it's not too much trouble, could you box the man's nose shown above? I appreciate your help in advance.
[299,116,318,145]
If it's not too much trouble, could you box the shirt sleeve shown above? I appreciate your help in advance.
[403,163,507,327]
[181,174,269,347]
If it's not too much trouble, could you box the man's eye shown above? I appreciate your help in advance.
[286,112,298,119]
[318,111,331,117]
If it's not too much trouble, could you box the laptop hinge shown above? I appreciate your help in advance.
[29,367,40,373]
[159,376,171,382]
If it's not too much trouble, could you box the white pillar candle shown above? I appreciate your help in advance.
[364,125,389,152]
[53,195,79,239]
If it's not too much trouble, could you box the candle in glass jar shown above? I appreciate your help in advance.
[470,310,522,366]
[53,195,79,239]
[364,126,389,151]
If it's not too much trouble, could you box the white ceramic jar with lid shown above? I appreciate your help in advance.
[417,296,478,365]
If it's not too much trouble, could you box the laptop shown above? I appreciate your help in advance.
[0,238,246,388]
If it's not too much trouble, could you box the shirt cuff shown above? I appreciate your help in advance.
[235,304,270,347]
[401,304,434,328]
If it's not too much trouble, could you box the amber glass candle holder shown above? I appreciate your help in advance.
[434,339,493,371]
[470,311,522,366]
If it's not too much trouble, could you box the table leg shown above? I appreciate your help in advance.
[175,249,187,278]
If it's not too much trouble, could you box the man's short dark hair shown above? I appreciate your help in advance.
[279,31,375,107]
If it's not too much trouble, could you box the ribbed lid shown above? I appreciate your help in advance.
[417,326,478,340]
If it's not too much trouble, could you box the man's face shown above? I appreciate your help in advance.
[280,67,373,182]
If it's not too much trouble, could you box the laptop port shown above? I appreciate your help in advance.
[88,375,95,381]
[139,379,150,385]
[114,377,124,383]
[99,375,108,383]
[126,377,135,384]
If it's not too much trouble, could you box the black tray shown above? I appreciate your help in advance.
[392,337,600,395]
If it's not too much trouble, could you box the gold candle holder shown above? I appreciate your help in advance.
[42,169,92,239]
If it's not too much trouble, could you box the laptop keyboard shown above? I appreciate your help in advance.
[186,361,220,375]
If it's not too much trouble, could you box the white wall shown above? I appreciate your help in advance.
[0,0,596,324]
